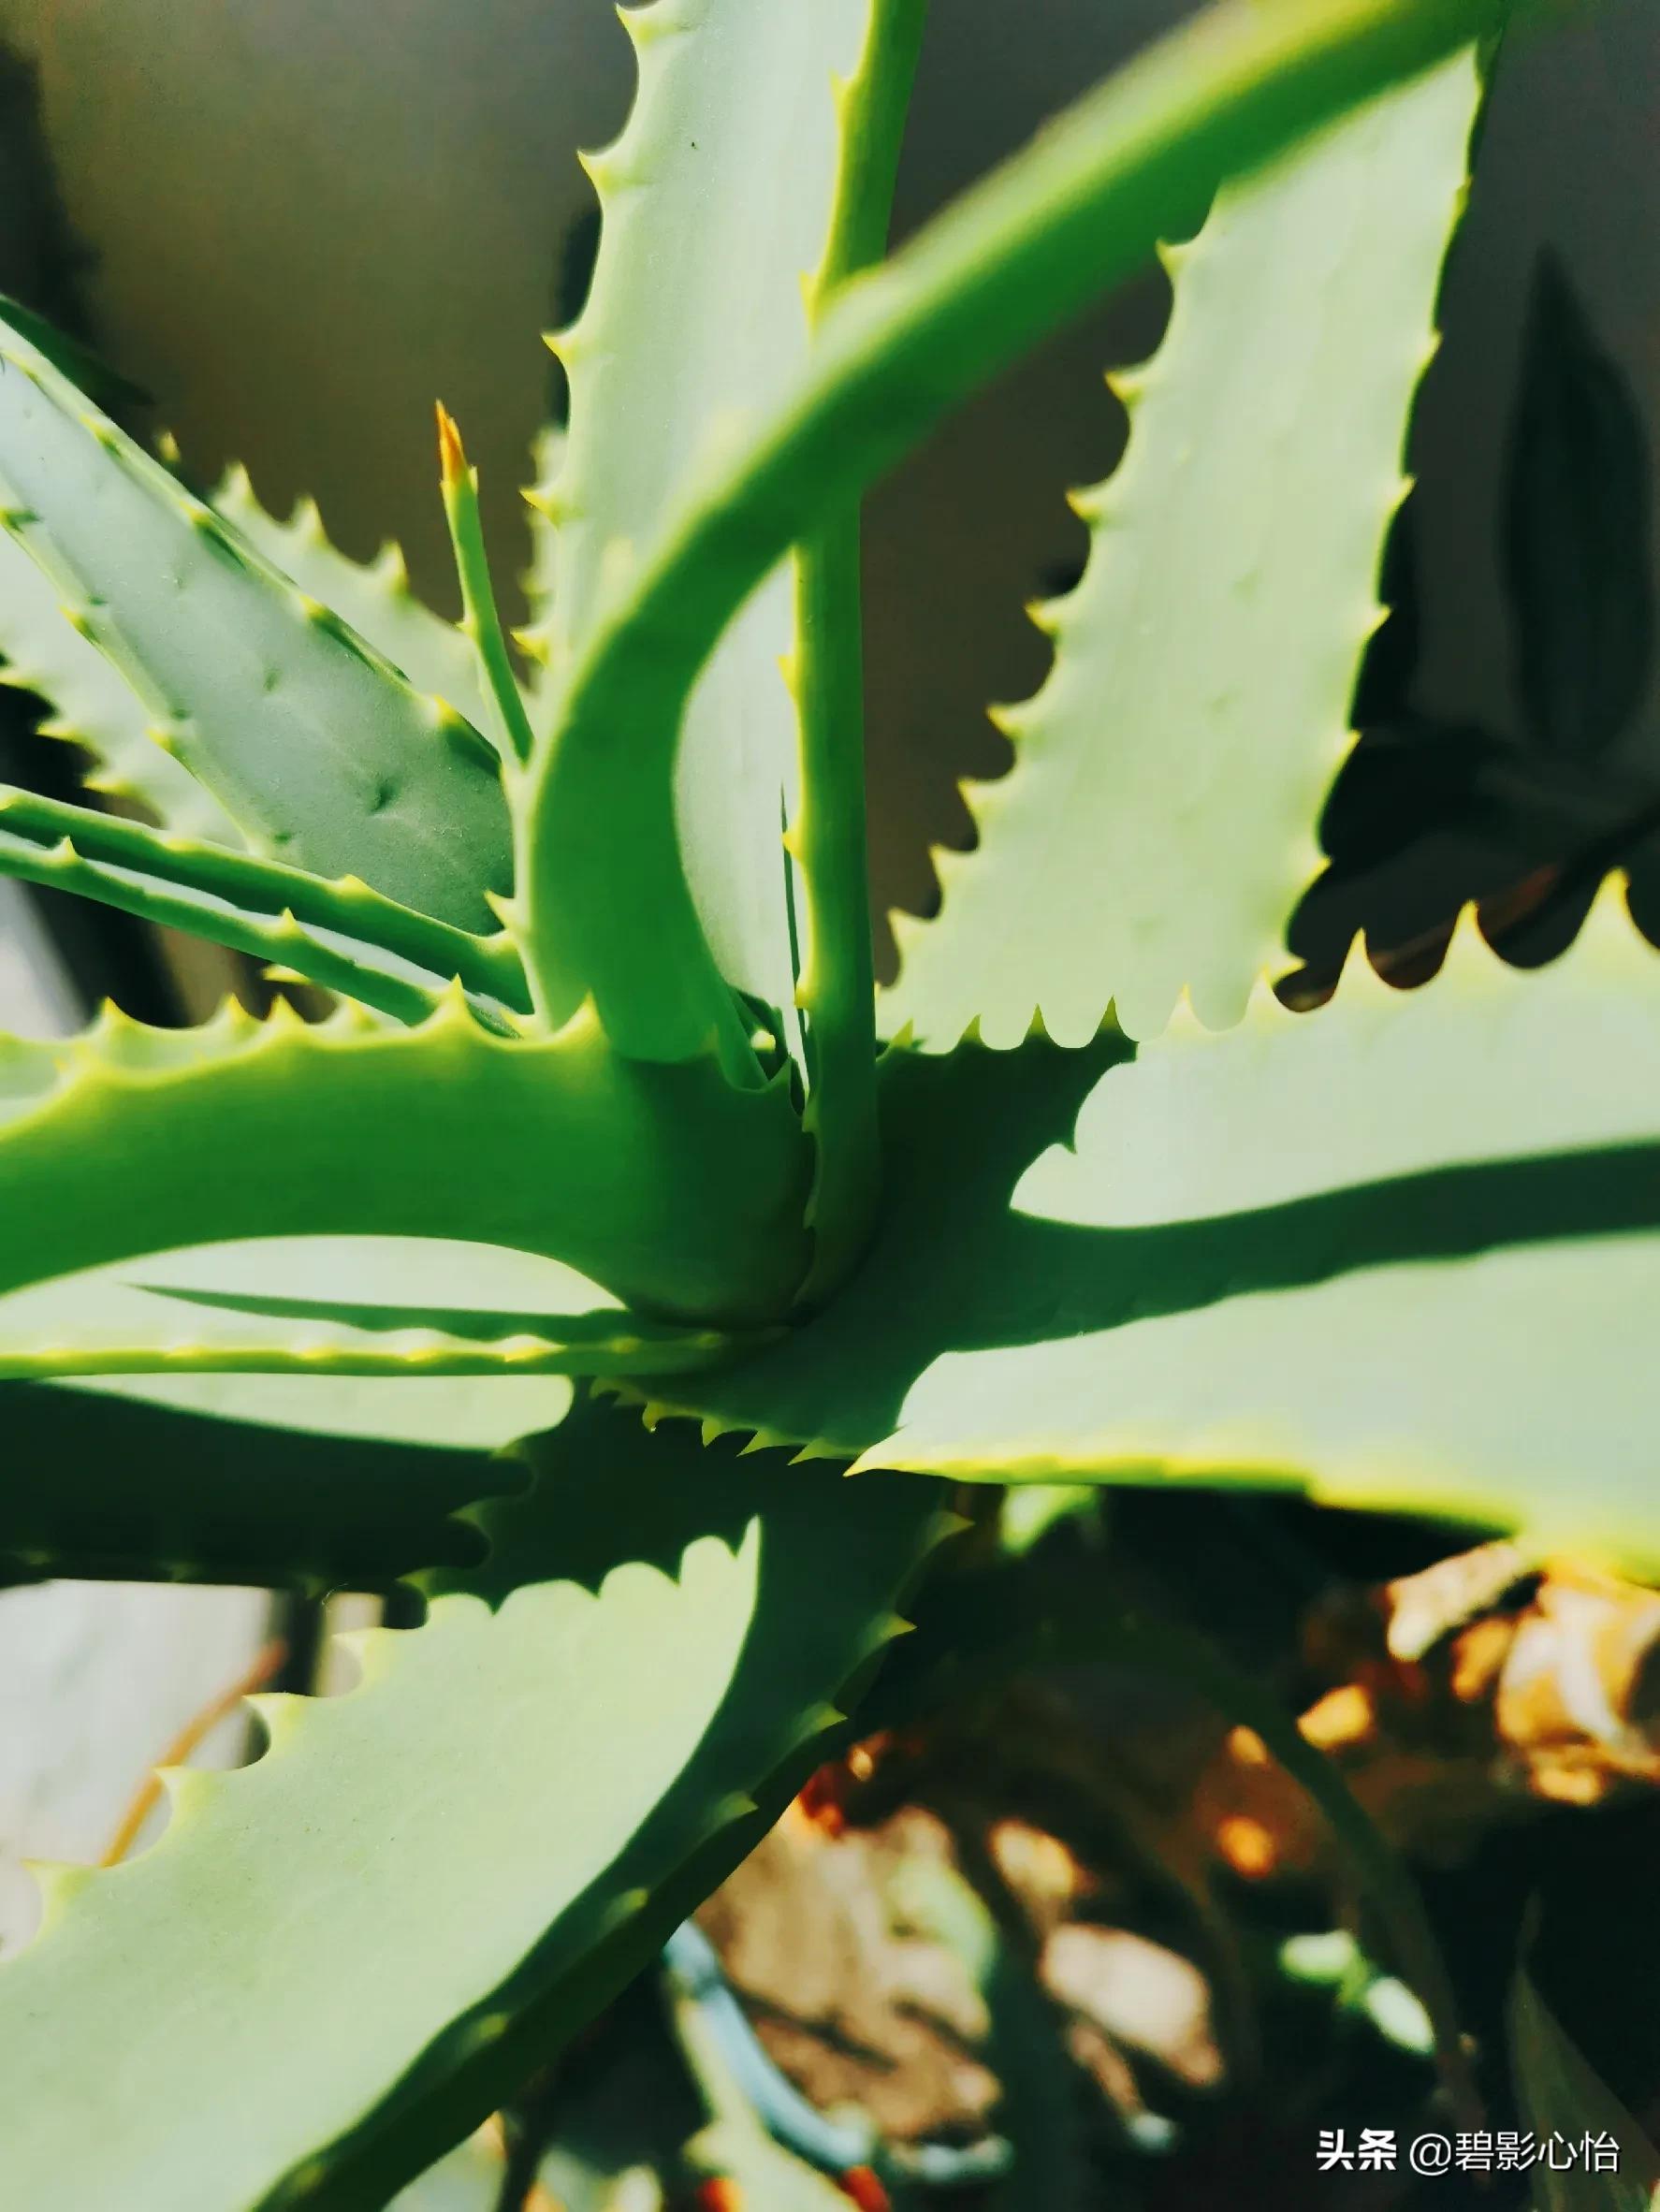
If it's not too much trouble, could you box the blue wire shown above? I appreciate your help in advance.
[662,1919,1013,2192]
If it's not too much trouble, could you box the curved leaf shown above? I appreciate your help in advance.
[0,997,810,1328]
[528,0,870,1059]
[518,0,1500,1059]
[637,883,1660,1567]
[0,323,512,931]
[794,0,927,1299]
[881,50,1479,1048]
[0,1396,949,2211]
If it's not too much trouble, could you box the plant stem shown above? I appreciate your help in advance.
[436,404,537,769]
[793,0,928,1302]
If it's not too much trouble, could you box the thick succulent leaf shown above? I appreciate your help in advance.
[518,426,567,710]
[0,825,468,1027]
[0,1395,950,2211]
[518,0,1501,1064]
[793,0,926,1299]
[0,293,147,413]
[637,884,1660,1569]
[0,1245,567,1583]
[0,321,512,930]
[0,778,528,1020]
[210,464,489,730]
[531,0,868,1046]
[1510,1955,1660,2210]
[0,528,241,839]
[0,997,809,1327]
[0,1373,549,1592]
[0,1263,766,1382]
[881,51,1479,1050]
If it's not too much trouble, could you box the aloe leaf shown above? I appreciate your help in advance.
[520,0,1501,1064]
[881,52,1478,1050]
[0,1374,545,1591]
[0,292,147,412]
[0,1395,950,2211]
[0,322,513,931]
[1510,1952,1660,2210]
[0,306,239,835]
[209,461,489,730]
[0,779,529,1020]
[0,1323,736,1386]
[0,1263,770,1383]
[794,0,927,1300]
[636,881,1660,1566]
[523,0,872,1066]
[0,996,809,1328]
[0,531,242,839]
[435,408,536,768]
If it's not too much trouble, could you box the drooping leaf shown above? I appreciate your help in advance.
[529,0,869,1050]
[0,995,809,1328]
[517,0,1496,1066]
[0,321,513,930]
[880,51,1480,1050]
[639,881,1660,1568]
[1505,252,1654,764]
[0,1395,949,2211]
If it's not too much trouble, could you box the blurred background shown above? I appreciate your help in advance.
[0,0,1657,2198]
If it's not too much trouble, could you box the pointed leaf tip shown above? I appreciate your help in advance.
[434,401,468,492]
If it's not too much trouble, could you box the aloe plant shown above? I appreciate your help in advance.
[0,0,1643,2201]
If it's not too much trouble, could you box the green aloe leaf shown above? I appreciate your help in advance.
[0,292,147,412]
[0,321,513,931]
[522,0,872,1064]
[793,0,927,1298]
[0,996,809,1328]
[0,1372,548,1592]
[0,781,526,1026]
[0,527,242,840]
[0,1394,949,2211]
[881,50,1479,1049]
[519,0,1499,1068]
[0,777,527,1018]
[637,883,1660,1567]
[210,463,489,732]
